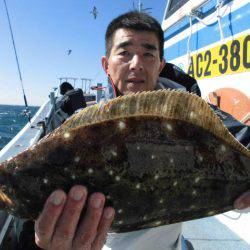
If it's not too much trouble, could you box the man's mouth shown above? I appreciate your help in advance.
[126,78,145,84]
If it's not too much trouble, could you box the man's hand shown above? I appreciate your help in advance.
[234,190,250,210]
[35,185,115,250]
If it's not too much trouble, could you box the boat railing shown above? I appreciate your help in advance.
[0,83,100,248]
[0,89,58,248]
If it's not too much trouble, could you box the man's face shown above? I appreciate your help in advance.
[102,28,165,95]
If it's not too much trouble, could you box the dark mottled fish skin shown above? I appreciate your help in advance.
[0,115,249,233]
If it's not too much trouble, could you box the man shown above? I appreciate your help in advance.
[35,11,250,250]
[54,82,87,128]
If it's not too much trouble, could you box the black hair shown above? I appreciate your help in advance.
[60,82,74,95]
[105,11,164,60]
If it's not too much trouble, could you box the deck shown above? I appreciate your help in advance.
[183,210,250,249]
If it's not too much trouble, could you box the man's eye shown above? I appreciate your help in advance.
[144,52,154,57]
[119,51,130,56]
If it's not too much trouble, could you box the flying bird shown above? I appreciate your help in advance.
[67,49,72,55]
[90,6,98,19]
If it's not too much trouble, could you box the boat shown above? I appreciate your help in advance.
[162,0,249,248]
[0,0,249,248]
[162,0,250,125]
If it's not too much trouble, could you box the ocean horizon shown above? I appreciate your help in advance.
[0,104,39,150]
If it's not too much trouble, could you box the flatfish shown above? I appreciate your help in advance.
[0,89,249,233]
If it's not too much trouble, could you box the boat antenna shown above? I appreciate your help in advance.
[133,0,152,14]
[3,0,31,122]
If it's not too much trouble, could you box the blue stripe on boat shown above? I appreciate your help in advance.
[164,2,250,61]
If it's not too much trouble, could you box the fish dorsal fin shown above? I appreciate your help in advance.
[54,89,250,157]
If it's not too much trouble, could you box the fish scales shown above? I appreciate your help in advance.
[0,90,249,233]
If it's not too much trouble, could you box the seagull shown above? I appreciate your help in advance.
[90,6,98,19]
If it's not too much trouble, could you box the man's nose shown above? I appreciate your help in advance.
[129,55,143,71]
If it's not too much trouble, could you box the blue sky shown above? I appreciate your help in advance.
[1,0,166,106]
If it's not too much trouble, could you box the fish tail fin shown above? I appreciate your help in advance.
[0,162,14,211]
[0,188,13,211]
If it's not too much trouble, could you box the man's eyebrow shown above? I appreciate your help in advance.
[115,41,157,51]
[116,41,132,49]
[141,43,157,51]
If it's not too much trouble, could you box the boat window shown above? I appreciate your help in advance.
[164,0,189,20]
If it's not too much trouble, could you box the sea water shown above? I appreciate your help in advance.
[0,105,39,150]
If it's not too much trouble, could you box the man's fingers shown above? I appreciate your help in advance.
[73,192,105,249]
[35,189,114,250]
[234,190,250,210]
[92,207,115,250]
[51,185,88,249]
[35,190,66,249]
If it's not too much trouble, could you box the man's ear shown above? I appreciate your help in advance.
[102,56,109,74]
[159,59,166,74]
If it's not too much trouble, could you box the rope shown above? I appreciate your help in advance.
[92,69,102,82]
[190,13,215,27]
[189,0,227,40]
[222,213,242,220]
[216,0,224,40]
[3,0,31,122]
[187,15,193,67]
